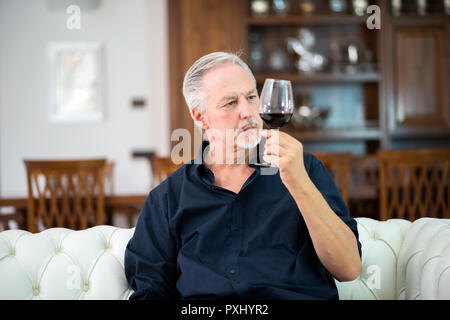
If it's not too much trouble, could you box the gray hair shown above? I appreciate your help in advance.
[182,52,256,123]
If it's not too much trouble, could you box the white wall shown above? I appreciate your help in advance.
[0,0,169,197]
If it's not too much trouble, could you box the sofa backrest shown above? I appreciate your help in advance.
[396,218,450,300]
[1,217,449,299]
[0,226,134,299]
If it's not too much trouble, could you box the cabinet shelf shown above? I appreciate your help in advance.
[389,14,448,27]
[283,126,381,142]
[255,72,380,84]
[390,127,450,140]
[247,14,368,26]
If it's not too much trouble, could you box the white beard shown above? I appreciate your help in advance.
[236,128,261,149]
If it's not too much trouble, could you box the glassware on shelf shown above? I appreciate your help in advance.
[249,32,265,72]
[272,0,291,16]
[291,95,330,129]
[286,29,327,73]
[299,0,315,16]
[330,40,376,74]
[269,47,290,72]
[361,48,376,73]
[352,0,368,16]
[251,0,269,17]
[344,44,360,74]
[330,0,348,13]
[417,0,427,15]
[329,41,343,74]
[391,0,402,16]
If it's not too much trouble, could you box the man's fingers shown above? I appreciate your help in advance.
[262,154,279,167]
[265,131,302,152]
[264,143,289,155]
[264,137,291,151]
[260,129,270,138]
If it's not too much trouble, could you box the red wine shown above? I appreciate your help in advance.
[259,113,292,128]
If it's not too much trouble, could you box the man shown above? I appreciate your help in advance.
[124,52,362,300]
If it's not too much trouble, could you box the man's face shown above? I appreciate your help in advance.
[199,64,263,149]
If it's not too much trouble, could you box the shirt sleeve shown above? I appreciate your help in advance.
[124,191,180,299]
[307,154,362,260]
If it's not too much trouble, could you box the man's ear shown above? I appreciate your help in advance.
[192,107,209,130]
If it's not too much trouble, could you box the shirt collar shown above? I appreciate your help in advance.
[192,139,266,178]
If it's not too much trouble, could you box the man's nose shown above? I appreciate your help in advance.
[238,98,253,119]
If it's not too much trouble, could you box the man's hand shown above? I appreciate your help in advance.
[262,129,361,281]
[261,130,309,192]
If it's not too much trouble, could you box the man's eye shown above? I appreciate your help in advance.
[224,101,236,107]
[248,95,257,100]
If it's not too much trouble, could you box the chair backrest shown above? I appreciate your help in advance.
[314,152,351,205]
[104,161,115,196]
[24,159,107,233]
[348,155,380,220]
[148,156,183,187]
[378,148,450,221]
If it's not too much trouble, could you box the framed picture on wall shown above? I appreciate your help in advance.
[48,42,105,124]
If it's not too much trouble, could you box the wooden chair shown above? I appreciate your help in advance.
[103,161,115,225]
[348,155,380,220]
[23,159,107,233]
[148,155,183,187]
[378,148,450,221]
[104,161,115,196]
[0,198,26,231]
[314,152,351,206]
[0,213,24,231]
[103,161,145,228]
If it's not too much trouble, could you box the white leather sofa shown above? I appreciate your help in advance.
[0,217,449,300]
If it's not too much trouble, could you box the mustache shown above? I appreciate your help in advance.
[235,119,259,136]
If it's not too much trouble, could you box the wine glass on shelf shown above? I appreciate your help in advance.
[256,78,294,166]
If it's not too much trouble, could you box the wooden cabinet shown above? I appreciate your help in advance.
[166,0,450,219]
[245,0,383,155]
[382,9,450,147]
[168,0,450,155]
[168,0,246,159]
[395,27,445,127]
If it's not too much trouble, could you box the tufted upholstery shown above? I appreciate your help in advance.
[0,217,449,299]
[335,217,412,299]
[0,226,134,299]
[396,218,450,299]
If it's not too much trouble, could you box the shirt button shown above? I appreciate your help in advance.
[230,269,236,275]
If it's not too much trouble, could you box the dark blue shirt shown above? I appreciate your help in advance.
[124,141,362,300]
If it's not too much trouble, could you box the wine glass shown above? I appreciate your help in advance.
[256,78,294,166]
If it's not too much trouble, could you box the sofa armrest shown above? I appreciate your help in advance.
[336,217,411,300]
